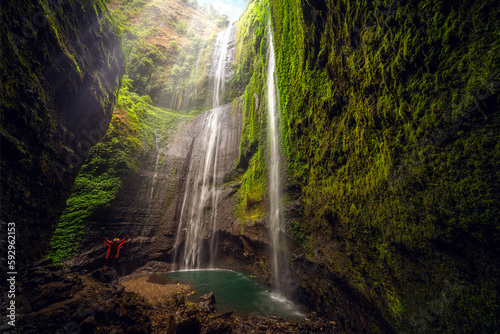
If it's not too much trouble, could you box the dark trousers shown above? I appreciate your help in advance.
[104,253,117,267]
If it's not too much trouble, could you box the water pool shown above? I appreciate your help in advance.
[161,269,306,320]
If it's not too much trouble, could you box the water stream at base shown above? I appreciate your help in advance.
[174,23,234,269]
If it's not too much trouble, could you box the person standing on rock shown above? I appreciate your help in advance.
[103,235,129,267]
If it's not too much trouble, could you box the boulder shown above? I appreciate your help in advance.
[206,321,233,334]
[197,292,217,313]
[91,267,117,283]
[176,315,201,334]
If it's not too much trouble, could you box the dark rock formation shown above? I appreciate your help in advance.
[198,292,217,313]
[0,0,124,270]
[13,262,152,334]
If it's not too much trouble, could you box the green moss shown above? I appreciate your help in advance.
[288,221,310,246]
[268,0,499,332]
[48,76,189,262]
[1,0,124,265]
[230,0,274,225]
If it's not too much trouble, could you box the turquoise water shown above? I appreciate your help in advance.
[161,269,306,319]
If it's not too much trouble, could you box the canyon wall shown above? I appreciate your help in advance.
[270,0,499,333]
[0,0,124,270]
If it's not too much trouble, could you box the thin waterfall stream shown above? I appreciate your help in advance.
[142,128,161,241]
[136,16,303,318]
[266,23,288,293]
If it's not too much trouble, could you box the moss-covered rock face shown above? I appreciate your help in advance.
[0,0,124,268]
[221,0,499,332]
[267,0,499,332]
[46,0,239,267]
[109,0,229,111]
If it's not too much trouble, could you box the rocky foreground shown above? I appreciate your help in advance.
[1,259,337,333]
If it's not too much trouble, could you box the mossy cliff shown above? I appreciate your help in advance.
[110,0,228,111]
[266,0,498,332]
[230,0,270,224]
[225,0,499,332]
[0,0,124,268]
[22,0,499,332]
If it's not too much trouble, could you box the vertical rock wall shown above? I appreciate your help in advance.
[271,0,499,332]
[0,0,124,270]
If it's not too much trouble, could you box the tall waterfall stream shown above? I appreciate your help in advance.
[174,23,234,269]
[266,22,288,293]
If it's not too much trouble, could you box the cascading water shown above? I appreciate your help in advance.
[149,128,160,205]
[212,22,233,108]
[267,22,287,292]
[141,128,161,242]
[174,22,234,269]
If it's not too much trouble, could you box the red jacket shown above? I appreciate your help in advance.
[104,238,127,259]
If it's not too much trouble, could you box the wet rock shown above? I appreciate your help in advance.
[176,315,201,334]
[198,292,217,313]
[51,270,63,280]
[16,295,32,314]
[17,267,154,334]
[135,261,173,275]
[24,277,42,288]
[91,267,117,283]
[206,321,233,334]
[113,284,125,296]
[79,315,97,333]
[114,302,127,317]
[174,293,186,307]
[29,270,50,278]
[166,315,177,334]
[213,310,233,319]
[0,323,16,333]
[31,258,53,267]
[185,304,200,318]
[46,264,63,271]
[33,281,72,310]
[63,274,80,283]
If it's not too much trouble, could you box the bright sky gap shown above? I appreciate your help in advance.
[197,0,245,22]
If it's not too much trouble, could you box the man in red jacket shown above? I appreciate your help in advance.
[103,235,129,267]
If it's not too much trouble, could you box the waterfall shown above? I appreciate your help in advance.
[267,22,287,292]
[174,23,234,269]
[149,128,160,203]
[212,22,233,108]
[142,128,160,241]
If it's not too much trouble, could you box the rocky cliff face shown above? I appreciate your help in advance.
[64,103,267,275]
[271,0,499,333]
[0,0,124,269]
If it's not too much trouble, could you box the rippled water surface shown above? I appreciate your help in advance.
[162,269,306,320]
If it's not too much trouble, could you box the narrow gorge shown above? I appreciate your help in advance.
[1,0,499,333]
